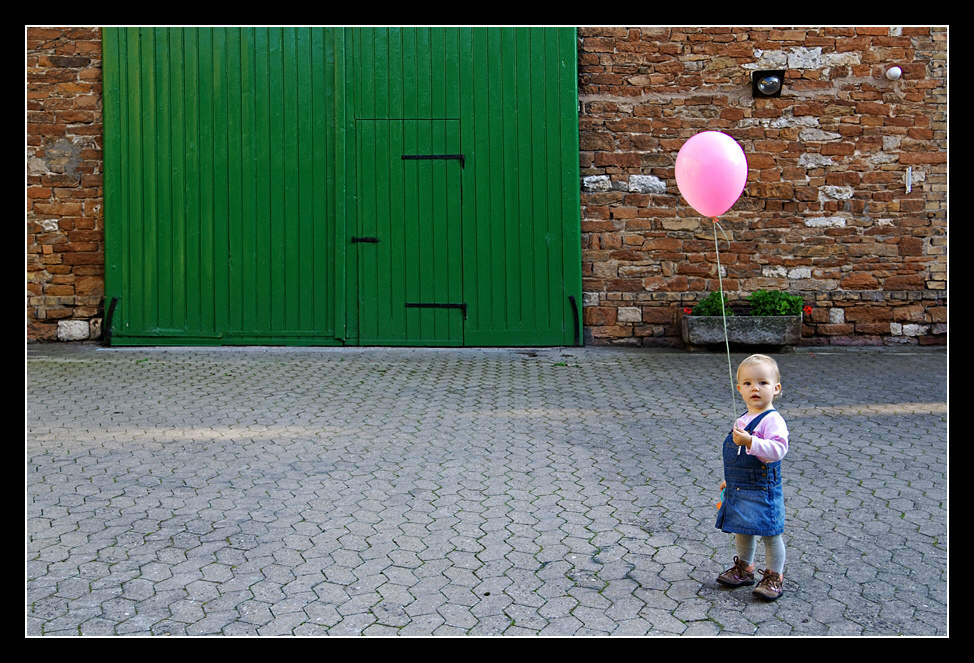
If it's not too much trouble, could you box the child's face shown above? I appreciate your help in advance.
[737,362,781,413]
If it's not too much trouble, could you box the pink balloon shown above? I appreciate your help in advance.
[675,131,748,218]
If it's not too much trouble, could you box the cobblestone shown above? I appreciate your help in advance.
[26,344,948,636]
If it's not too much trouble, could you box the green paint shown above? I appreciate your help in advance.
[103,27,581,347]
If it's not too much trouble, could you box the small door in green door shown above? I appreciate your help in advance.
[356,119,464,345]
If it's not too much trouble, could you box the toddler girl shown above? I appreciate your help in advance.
[714,354,789,600]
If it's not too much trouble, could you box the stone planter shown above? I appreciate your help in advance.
[681,315,802,352]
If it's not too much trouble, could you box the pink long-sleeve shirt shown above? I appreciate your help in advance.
[737,410,789,463]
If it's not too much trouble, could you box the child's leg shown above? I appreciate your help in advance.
[735,534,757,569]
[761,534,786,574]
[717,534,757,586]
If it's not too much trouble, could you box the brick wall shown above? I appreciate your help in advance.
[579,27,947,347]
[27,27,104,342]
[25,27,947,346]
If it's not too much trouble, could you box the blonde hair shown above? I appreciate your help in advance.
[736,354,781,385]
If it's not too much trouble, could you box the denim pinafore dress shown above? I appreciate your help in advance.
[714,409,785,537]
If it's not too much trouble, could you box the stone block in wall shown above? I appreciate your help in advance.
[819,323,856,336]
[856,322,894,336]
[589,325,632,339]
[28,323,58,343]
[584,307,617,326]
[891,323,930,337]
[641,307,676,324]
[840,273,880,290]
[617,307,642,323]
[844,306,891,323]
[57,319,90,341]
[891,302,927,322]
[628,175,666,194]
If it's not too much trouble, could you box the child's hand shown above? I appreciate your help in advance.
[719,480,726,490]
[732,425,752,449]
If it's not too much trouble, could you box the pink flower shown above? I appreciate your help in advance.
[684,307,693,315]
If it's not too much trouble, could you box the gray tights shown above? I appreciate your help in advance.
[735,534,786,574]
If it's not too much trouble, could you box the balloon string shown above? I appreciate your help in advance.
[712,218,739,453]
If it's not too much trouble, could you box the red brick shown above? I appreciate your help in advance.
[899,152,947,164]
[27,187,52,199]
[584,307,617,326]
[25,26,948,349]
[44,284,74,296]
[641,307,675,324]
[844,306,891,323]
[883,275,925,290]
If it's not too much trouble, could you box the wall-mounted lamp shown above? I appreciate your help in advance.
[752,70,785,98]
[886,66,902,81]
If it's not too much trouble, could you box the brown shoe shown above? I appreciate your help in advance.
[717,556,755,587]
[753,569,783,600]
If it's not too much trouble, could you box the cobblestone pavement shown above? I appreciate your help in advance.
[26,344,948,636]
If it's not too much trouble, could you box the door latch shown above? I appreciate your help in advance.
[401,154,465,168]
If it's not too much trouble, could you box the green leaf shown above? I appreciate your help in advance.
[747,290,804,316]
[691,291,733,316]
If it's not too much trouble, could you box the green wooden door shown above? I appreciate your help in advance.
[102,27,343,345]
[344,27,582,347]
[356,119,464,345]
[102,27,581,347]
